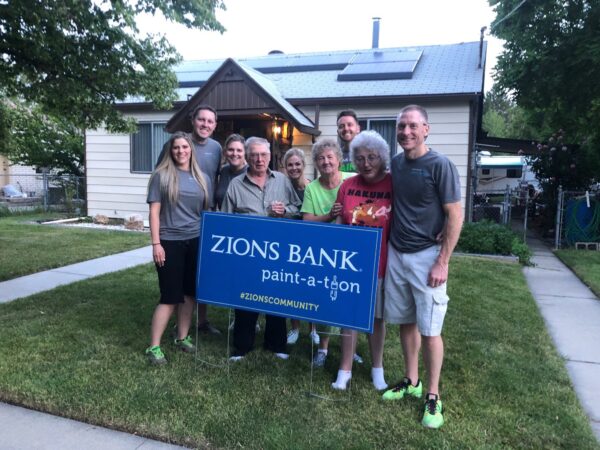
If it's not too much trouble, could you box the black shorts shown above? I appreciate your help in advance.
[155,237,199,305]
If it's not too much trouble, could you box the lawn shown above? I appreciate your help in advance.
[0,256,597,449]
[0,214,150,281]
[555,249,600,298]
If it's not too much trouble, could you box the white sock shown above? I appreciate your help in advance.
[318,349,328,355]
[371,367,387,390]
[331,370,352,390]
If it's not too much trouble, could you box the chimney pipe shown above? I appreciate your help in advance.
[372,17,381,49]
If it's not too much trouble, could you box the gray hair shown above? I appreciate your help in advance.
[283,148,306,167]
[350,130,390,170]
[245,136,270,159]
[397,104,429,124]
[311,138,342,165]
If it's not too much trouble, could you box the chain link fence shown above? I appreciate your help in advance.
[555,188,600,250]
[471,185,541,244]
[0,173,86,214]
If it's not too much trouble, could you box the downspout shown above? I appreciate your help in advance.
[313,104,320,179]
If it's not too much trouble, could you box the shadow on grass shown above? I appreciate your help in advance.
[0,257,597,449]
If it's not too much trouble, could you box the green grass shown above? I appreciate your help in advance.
[555,249,600,298]
[0,257,597,449]
[0,214,150,281]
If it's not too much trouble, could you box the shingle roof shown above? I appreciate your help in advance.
[169,41,486,103]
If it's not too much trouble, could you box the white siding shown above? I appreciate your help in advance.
[87,103,471,218]
[86,111,172,218]
[300,102,471,209]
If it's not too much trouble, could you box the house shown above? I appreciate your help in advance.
[85,39,487,220]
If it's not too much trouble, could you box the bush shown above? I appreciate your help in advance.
[457,221,532,265]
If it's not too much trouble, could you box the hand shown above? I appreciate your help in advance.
[329,202,342,219]
[153,244,165,267]
[427,260,448,288]
[270,201,285,217]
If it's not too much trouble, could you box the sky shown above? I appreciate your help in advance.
[137,0,505,91]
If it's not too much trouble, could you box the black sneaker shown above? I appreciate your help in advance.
[198,321,222,335]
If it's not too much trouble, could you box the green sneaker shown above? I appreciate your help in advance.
[145,345,167,365]
[174,335,196,353]
[382,377,422,400]
[422,394,444,429]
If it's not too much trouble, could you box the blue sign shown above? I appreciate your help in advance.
[196,212,382,332]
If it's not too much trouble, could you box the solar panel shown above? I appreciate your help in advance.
[245,53,353,73]
[338,50,422,81]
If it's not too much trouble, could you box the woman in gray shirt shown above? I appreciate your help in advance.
[145,131,210,365]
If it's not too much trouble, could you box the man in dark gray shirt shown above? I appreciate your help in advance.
[382,105,463,430]
[222,137,301,360]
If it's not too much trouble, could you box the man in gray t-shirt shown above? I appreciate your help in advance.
[382,105,463,430]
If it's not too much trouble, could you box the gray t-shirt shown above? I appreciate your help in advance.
[157,137,221,206]
[389,149,461,253]
[215,164,247,210]
[147,169,210,240]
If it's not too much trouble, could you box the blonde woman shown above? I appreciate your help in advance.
[145,131,211,364]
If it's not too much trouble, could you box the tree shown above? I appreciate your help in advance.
[0,0,225,133]
[1,99,84,176]
[489,0,600,176]
[482,84,535,139]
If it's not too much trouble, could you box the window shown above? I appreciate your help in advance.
[482,169,490,175]
[358,119,397,158]
[506,168,522,178]
[130,122,171,173]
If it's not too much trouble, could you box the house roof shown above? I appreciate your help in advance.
[166,59,319,135]
[124,41,486,106]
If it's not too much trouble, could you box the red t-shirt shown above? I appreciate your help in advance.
[336,173,392,278]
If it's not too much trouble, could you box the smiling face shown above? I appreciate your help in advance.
[170,137,192,170]
[337,115,360,145]
[192,109,217,142]
[396,109,429,158]
[354,148,385,184]
[285,155,304,181]
[225,140,246,170]
[315,147,341,177]
[247,143,271,176]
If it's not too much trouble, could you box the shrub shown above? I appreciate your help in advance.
[457,221,532,265]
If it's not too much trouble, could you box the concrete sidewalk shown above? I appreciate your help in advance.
[0,246,153,304]
[0,402,187,450]
[523,236,600,441]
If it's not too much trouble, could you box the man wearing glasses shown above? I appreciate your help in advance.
[382,105,463,429]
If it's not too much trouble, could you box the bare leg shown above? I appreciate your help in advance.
[400,323,421,383]
[290,319,300,331]
[368,318,386,368]
[339,329,356,371]
[176,295,195,340]
[150,304,176,347]
[422,335,444,395]
[319,335,329,352]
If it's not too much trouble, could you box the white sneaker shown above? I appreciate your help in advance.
[331,370,352,390]
[275,353,289,360]
[229,356,244,362]
[353,353,364,364]
[309,329,320,345]
[287,328,300,344]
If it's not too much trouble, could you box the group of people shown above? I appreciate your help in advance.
[144,103,462,429]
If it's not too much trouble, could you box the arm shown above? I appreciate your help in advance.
[303,204,342,223]
[428,201,463,287]
[149,202,165,267]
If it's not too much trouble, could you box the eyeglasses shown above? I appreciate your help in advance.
[355,154,381,165]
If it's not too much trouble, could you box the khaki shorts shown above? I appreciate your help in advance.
[384,245,449,336]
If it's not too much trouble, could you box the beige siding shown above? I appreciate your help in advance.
[87,103,470,218]
[86,111,172,218]
[299,101,470,208]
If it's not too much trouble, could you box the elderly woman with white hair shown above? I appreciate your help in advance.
[331,130,393,390]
